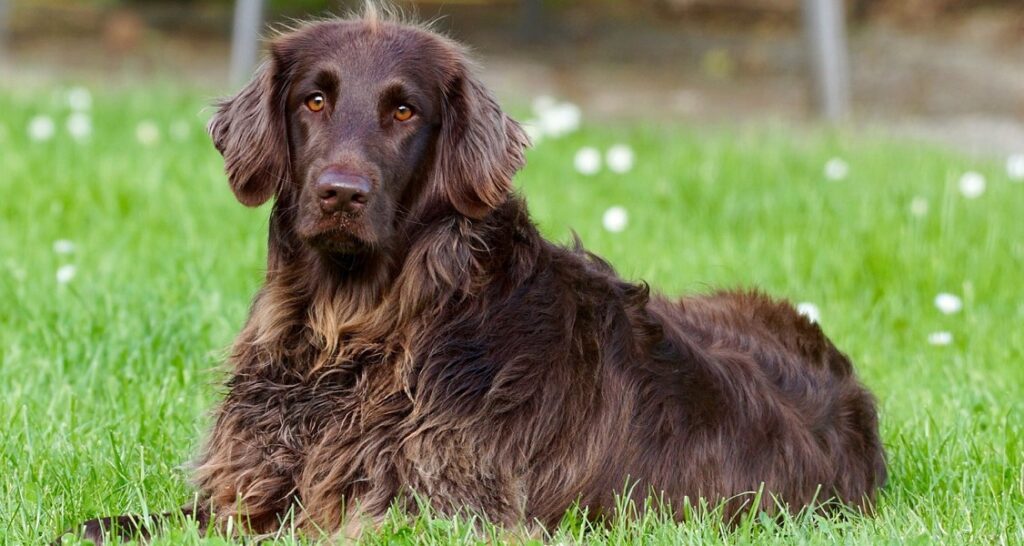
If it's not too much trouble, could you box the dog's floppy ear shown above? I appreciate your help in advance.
[208,60,289,207]
[434,59,530,219]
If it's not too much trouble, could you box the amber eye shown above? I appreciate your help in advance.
[305,93,325,112]
[394,105,414,122]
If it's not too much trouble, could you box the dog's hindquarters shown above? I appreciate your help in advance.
[612,291,887,519]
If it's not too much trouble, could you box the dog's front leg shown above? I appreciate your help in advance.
[53,502,210,545]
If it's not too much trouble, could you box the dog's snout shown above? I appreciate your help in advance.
[316,170,371,214]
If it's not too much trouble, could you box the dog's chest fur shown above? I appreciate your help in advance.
[195,317,528,533]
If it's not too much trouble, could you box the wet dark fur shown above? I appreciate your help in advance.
[62,10,886,544]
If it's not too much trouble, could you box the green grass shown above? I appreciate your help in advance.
[1,86,1023,544]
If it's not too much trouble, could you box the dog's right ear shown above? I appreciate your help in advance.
[208,61,288,207]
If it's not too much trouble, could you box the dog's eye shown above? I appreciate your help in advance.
[305,93,326,113]
[394,105,414,122]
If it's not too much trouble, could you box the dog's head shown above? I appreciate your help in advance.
[209,13,529,255]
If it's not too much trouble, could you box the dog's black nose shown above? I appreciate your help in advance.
[316,170,371,214]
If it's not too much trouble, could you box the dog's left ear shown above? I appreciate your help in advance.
[434,59,530,220]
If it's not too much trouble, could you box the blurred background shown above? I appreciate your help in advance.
[2,7,1023,542]
[1,0,1022,155]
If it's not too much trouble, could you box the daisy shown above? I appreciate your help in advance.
[66,113,92,141]
[66,86,93,111]
[135,120,161,146]
[958,171,985,199]
[538,102,581,138]
[606,144,635,174]
[823,157,849,181]
[56,265,77,285]
[934,293,962,315]
[574,147,601,176]
[1006,154,1024,181]
[531,95,557,116]
[28,115,56,142]
[521,120,544,145]
[927,331,953,346]
[52,239,76,255]
[796,302,821,324]
[909,196,928,217]
[602,206,628,233]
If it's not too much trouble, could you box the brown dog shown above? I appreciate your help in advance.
[63,8,886,544]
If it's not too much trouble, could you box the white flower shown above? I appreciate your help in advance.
[958,171,985,199]
[529,96,582,139]
[606,144,635,174]
[824,157,849,181]
[52,239,76,255]
[538,102,581,138]
[28,115,56,142]
[602,206,628,233]
[934,293,963,315]
[521,120,544,145]
[796,302,821,324]
[1007,154,1024,181]
[135,120,160,146]
[66,86,93,111]
[574,147,601,176]
[910,196,929,217]
[66,113,92,141]
[531,95,557,116]
[927,331,953,346]
[169,120,190,141]
[56,264,76,284]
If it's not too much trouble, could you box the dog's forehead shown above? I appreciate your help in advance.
[281,20,458,83]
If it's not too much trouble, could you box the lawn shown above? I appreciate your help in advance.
[1,86,1022,544]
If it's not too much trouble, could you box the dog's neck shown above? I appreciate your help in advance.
[240,197,540,371]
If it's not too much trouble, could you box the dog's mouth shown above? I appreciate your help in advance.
[301,215,373,254]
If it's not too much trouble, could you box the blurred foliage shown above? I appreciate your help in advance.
[25,0,1024,26]
[40,0,1024,16]
[119,0,334,11]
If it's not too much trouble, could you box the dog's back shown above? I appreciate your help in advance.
[511,243,887,524]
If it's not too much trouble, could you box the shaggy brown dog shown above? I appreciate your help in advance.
[64,9,886,544]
